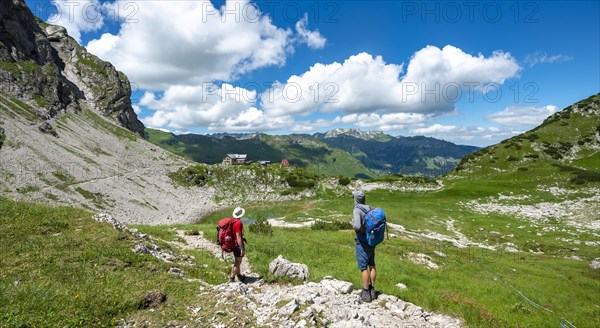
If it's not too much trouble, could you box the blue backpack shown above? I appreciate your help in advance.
[358,206,387,247]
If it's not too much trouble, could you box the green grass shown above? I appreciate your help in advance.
[81,107,138,141]
[0,60,41,75]
[15,185,41,194]
[75,187,109,209]
[33,94,46,108]
[77,54,109,78]
[0,197,234,327]
[0,92,39,122]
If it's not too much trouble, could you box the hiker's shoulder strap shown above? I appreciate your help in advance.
[356,204,373,214]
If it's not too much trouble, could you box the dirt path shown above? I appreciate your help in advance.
[174,230,259,280]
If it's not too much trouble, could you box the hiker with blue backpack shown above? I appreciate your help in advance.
[352,190,387,303]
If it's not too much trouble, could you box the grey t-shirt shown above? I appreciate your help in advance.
[352,203,372,236]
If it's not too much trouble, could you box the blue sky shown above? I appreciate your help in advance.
[27,0,600,146]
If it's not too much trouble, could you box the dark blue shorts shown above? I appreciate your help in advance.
[355,238,375,271]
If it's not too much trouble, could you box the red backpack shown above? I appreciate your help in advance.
[216,218,238,253]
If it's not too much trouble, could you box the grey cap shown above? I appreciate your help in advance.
[352,190,365,204]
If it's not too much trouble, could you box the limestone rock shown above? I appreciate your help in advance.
[269,255,310,280]
[590,258,600,269]
[37,122,57,137]
[168,267,184,277]
[396,283,407,290]
[278,299,299,316]
[320,276,354,294]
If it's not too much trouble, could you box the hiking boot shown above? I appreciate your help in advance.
[360,289,372,303]
[229,276,235,283]
[370,288,377,301]
[236,274,245,283]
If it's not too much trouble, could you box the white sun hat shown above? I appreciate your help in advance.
[232,207,245,219]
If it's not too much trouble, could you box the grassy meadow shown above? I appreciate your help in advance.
[164,174,599,328]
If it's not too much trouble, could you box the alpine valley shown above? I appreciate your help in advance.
[1,1,599,327]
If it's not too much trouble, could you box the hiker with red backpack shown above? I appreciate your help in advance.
[352,190,387,303]
[217,207,246,283]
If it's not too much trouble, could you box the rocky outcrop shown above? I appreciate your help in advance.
[591,258,600,270]
[213,276,463,327]
[269,255,310,281]
[0,125,4,148]
[0,0,144,136]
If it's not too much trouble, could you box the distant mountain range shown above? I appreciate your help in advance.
[146,128,479,178]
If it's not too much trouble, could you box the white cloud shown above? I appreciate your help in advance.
[290,119,336,133]
[295,14,326,49]
[86,0,327,90]
[288,112,435,133]
[412,124,464,135]
[48,0,105,42]
[132,104,141,115]
[409,124,521,145]
[524,53,573,67]
[338,113,433,131]
[209,108,295,132]
[140,83,257,129]
[260,45,521,118]
[486,105,559,127]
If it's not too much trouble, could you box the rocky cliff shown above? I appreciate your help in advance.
[0,0,144,135]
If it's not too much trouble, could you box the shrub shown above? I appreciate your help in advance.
[311,220,352,231]
[559,142,573,151]
[168,165,208,187]
[554,164,600,184]
[507,155,519,162]
[524,134,539,142]
[249,215,273,236]
[338,177,351,186]
[285,174,316,189]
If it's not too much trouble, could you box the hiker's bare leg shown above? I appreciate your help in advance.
[361,269,370,290]
[231,256,242,278]
[369,265,376,288]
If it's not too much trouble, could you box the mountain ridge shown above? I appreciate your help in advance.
[0,0,144,136]
[450,93,600,184]
[146,127,479,177]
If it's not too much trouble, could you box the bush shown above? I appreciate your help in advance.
[338,177,351,186]
[524,134,539,142]
[168,165,208,187]
[507,155,519,162]
[285,170,317,189]
[311,220,352,231]
[554,164,600,184]
[249,215,273,236]
[559,141,573,151]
